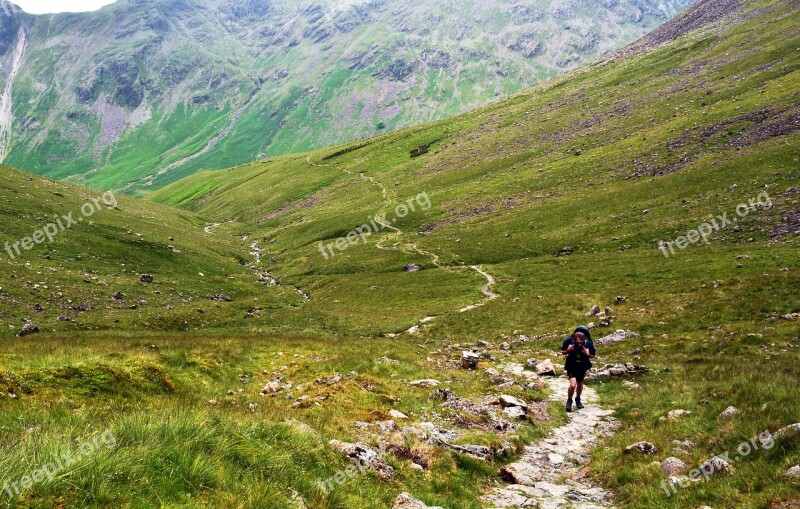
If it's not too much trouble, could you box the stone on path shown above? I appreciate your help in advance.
[535,359,557,377]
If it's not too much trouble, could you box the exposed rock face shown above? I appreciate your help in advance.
[623,0,744,54]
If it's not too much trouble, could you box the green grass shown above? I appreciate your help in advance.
[1,0,799,507]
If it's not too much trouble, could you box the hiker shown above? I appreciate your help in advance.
[561,326,596,412]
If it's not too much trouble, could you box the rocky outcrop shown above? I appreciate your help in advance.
[589,363,649,379]
[596,330,639,346]
[329,440,394,479]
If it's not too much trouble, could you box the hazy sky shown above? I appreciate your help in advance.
[13,0,116,14]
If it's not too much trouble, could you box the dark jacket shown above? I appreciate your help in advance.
[562,326,596,371]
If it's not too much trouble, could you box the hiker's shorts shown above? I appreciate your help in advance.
[567,368,588,383]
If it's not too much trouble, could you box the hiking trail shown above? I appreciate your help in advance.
[305,155,499,330]
[483,376,618,509]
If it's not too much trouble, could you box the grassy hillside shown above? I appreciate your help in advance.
[0,0,798,507]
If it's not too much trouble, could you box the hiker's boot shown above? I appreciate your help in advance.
[575,397,584,410]
[566,398,573,413]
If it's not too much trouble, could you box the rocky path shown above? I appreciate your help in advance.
[482,376,618,509]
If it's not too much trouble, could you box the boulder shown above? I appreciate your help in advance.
[17,323,39,337]
[699,456,733,477]
[591,363,648,379]
[615,296,628,304]
[329,440,394,479]
[447,443,492,461]
[596,330,639,346]
[409,379,440,388]
[535,359,557,377]
[661,457,688,476]
[461,351,479,370]
[503,406,527,420]
[393,493,443,509]
[498,395,528,410]
[586,305,601,317]
[404,264,421,273]
[260,381,282,395]
[499,342,511,351]
[625,441,658,455]
[665,409,691,420]
[376,420,398,434]
[389,409,409,420]
[719,406,739,419]
[140,274,154,283]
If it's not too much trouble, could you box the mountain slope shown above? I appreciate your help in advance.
[0,0,798,508]
[0,0,694,192]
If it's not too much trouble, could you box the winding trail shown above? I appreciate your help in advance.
[0,26,27,164]
[483,376,618,509]
[305,155,499,328]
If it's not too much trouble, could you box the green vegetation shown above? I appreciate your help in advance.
[0,0,798,507]
[1,0,694,191]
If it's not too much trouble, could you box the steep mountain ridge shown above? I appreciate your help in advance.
[0,0,693,192]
